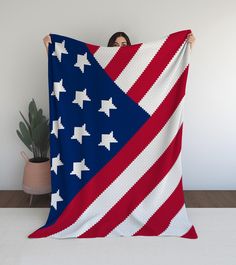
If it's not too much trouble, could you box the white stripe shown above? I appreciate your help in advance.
[139,40,190,115]
[114,37,168,93]
[93,47,120,69]
[158,204,192,237]
[50,98,185,238]
[107,153,182,237]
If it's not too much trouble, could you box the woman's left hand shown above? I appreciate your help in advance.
[187,32,196,50]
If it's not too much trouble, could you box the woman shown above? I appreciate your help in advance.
[43,31,195,51]
[107,31,131,47]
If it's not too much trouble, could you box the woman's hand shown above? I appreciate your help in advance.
[43,34,52,53]
[187,32,196,50]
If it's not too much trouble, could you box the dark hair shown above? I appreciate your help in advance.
[107,32,131,47]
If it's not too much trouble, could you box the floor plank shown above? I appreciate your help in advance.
[0,190,236,208]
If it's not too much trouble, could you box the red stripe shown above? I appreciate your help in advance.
[28,66,188,239]
[78,124,183,238]
[104,43,142,81]
[127,30,191,103]
[181,226,198,239]
[86,43,100,55]
[134,177,185,236]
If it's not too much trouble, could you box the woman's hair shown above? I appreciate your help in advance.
[107,32,131,47]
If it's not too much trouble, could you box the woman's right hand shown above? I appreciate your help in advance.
[43,34,52,53]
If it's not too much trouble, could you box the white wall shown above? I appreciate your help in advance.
[0,0,235,190]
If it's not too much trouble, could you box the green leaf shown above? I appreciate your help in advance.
[16,129,32,151]
[32,120,49,147]
[19,121,32,145]
[19,111,31,133]
[38,108,43,118]
[28,99,37,125]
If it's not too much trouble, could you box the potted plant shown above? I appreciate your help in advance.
[16,98,51,206]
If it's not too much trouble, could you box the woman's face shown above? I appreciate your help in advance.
[113,36,128,47]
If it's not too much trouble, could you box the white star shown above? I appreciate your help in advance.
[70,159,90,179]
[72,88,91,108]
[51,117,64,138]
[74,52,91,73]
[98,97,117,117]
[51,153,63,174]
[71,124,90,144]
[52,40,68,62]
[51,79,66,101]
[98,131,118,151]
[51,189,63,210]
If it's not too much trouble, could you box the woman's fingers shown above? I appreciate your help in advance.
[43,34,52,55]
[48,33,52,44]
[43,34,52,48]
[187,33,195,42]
[186,32,196,50]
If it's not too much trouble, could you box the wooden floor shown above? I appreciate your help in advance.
[0,190,236,208]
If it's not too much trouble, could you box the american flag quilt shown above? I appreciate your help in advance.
[28,29,198,239]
